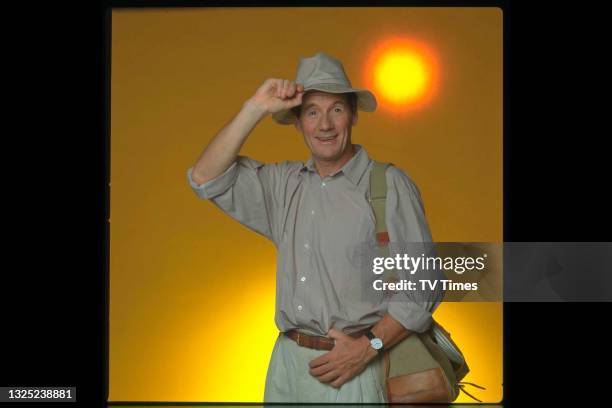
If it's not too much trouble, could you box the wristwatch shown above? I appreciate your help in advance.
[365,330,384,353]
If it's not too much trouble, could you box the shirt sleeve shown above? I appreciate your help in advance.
[186,157,299,245]
[384,166,446,333]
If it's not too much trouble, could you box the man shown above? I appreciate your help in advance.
[187,52,443,402]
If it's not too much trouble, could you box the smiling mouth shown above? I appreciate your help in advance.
[315,135,338,144]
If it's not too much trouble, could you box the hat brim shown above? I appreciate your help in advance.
[271,84,377,125]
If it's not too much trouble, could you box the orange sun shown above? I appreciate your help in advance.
[364,37,440,113]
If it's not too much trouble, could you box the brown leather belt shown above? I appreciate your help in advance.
[285,328,371,351]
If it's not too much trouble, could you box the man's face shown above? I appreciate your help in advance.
[295,91,357,163]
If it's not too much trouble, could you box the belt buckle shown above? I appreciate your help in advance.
[296,331,302,347]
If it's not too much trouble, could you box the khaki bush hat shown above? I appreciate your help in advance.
[272,52,377,125]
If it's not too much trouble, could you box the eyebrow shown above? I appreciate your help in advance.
[303,100,347,111]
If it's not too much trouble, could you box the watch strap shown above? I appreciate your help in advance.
[365,330,376,341]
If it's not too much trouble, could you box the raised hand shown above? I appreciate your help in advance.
[247,78,305,115]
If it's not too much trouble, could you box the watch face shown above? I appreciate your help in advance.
[371,338,383,350]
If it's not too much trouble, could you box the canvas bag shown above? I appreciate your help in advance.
[368,161,484,403]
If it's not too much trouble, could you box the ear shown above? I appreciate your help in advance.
[351,110,358,126]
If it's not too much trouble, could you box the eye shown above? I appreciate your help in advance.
[334,106,343,113]
[308,110,317,117]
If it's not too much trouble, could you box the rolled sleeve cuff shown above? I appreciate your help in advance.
[186,162,238,200]
[387,300,434,333]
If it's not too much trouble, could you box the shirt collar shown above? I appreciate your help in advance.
[302,144,371,186]
[304,157,316,172]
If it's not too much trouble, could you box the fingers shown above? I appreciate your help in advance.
[310,364,352,388]
[309,361,334,377]
[309,361,341,385]
[275,79,283,98]
[283,79,291,98]
[309,352,331,369]
[317,369,341,384]
[262,78,303,98]
[274,79,284,98]
[274,79,302,100]
[280,79,289,99]
[330,375,349,389]
[286,91,303,108]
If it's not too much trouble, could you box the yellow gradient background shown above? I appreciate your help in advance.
[110,7,503,403]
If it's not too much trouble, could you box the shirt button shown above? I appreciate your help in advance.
[311,210,315,215]
[304,243,309,249]
[297,305,303,311]
[300,276,306,282]
[321,182,326,187]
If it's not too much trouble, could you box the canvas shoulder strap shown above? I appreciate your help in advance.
[369,161,391,246]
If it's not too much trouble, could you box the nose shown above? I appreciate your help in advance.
[318,113,334,131]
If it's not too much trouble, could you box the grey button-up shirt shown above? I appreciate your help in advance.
[187,145,443,335]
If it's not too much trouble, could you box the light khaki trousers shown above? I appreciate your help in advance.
[264,333,387,403]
